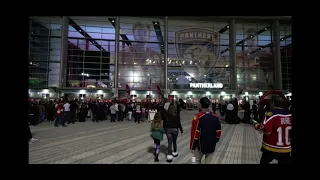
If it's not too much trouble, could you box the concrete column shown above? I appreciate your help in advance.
[114,16,120,97]
[273,20,282,90]
[229,18,237,90]
[164,16,169,96]
[60,16,69,87]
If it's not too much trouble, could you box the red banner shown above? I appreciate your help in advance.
[157,85,161,96]
[126,84,130,96]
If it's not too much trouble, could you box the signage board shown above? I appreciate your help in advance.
[190,83,223,89]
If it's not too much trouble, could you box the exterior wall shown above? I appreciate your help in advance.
[29,16,62,88]
[28,16,292,100]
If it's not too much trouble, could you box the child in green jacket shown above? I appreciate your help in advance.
[150,112,165,162]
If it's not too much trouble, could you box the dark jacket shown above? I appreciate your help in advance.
[190,112,221,154]
[164,114,183,133]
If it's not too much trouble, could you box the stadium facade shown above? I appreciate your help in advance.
[28,16,292,103]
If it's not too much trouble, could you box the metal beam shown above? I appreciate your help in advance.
[153,21,164,54]
[273,20,282,90]
[128,16,291,23]
[229,19,237,90]
[221,26,270,54]
[164,16,168,91]
[250,34,292,54]
[68,18,107,52]
[108,18,132,47]
[114,16,120,90]
[60,16,69,87]
[219,25,230,34]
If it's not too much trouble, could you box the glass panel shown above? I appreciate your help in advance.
[118,17,165,90]
[29,16,62,88]
[168,18,230,90]
[67,16,115,88]
[235,22,273,90]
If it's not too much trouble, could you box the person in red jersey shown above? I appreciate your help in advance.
[190,97,221,164]
[253,95,291,164]
[54,102,66,127]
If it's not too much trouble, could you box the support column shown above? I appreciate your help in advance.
[114,16,120,97]
[273,20,282,90]
[229,18,237,90]
[164,16,169,98]
[60,16,69,87]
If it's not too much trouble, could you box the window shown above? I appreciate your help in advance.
[235,23,273,90]
[67,16,115,88]
[118,17,164,90]
[168,19,230,90]
[29,16,62,88]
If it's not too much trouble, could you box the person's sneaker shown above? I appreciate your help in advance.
[30,138,38,143]
[166,155,173,163]
[172,152,179,157]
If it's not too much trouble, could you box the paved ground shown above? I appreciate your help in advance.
[29,110,265,164]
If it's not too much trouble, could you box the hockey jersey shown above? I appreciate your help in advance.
[262,109,292,153]
[190,111,221,154]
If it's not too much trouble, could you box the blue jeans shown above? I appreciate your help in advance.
[39,112,45,122]
[54,115,64,126]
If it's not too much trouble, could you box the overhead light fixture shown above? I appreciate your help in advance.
[226,25,229,28]
[153,22,158,25]
[264,27,268,30]
[112,20,115,23]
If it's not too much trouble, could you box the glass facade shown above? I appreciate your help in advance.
[29,16,62,88]
[67,16,115,88]
[28,16,291,94]
[118,17,165,90]
[235,22,274,91]
[167,19,230,90]
[280,24,292,91]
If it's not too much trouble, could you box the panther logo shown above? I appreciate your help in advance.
[175,28,221,80]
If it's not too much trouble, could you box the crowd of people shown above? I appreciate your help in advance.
[27,99,182,144]
[215,98,292,125]
[28,99,182,126]
[150,93,292,164]
[28,92,292,164]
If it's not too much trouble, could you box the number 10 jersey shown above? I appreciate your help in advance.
[262,109,292,153]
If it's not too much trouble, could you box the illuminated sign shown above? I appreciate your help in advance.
[190,83,223,89]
